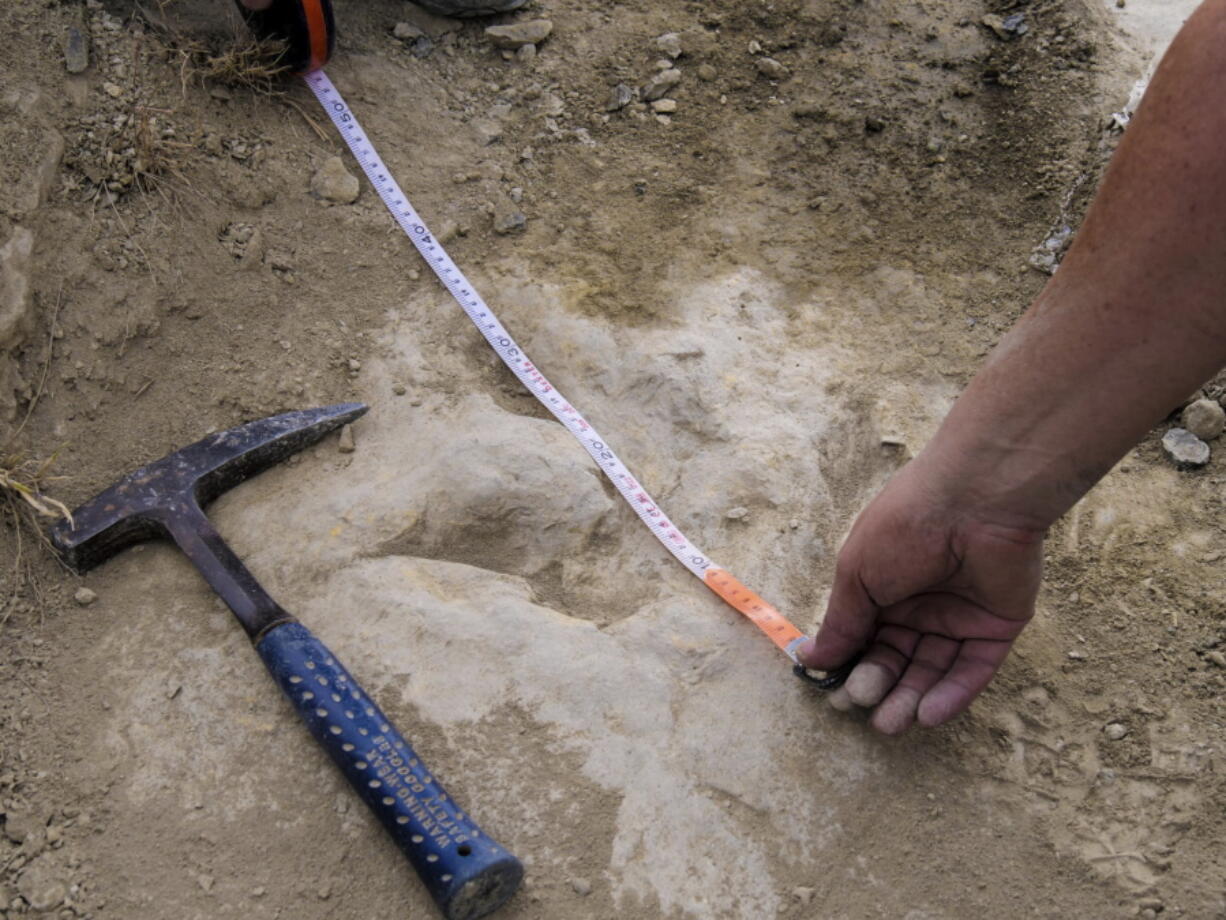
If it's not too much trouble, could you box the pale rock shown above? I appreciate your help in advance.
[74,587,98,607]
[64,22,89,73]
[0,226,34,349]
[606,83,635,111]
[472,119,503,146]
[393,21,425,40]
[756,57,788,79]
[651,99,678,114]
[725,506,749,521]
[1103,722,1128,741]
[337,424,356,454]
[1161,427,1210,468]
[516,43,536,64]
[570,877,592,896]
[16,858,66,912]
[642,68,682,102]
[102,81,122,98]
[493,209,527,235]
[3,808,40,844]
[697,63,717,82]
[1182,398,1225,441]
[484,20,553,49]
[655,32,683,59]
[310,157,359,204]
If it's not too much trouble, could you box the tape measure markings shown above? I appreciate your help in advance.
[305,70,809,662]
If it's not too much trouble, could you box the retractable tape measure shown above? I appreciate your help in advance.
[237,0,852,689]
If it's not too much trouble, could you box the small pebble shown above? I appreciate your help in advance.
[1161,427,1210,468]
[1103,722,1129,741]
[198,874,215,893]
[1067,650,1086,660]
[756,57,788,79]
[484,20,553,49]
[310,156,360,204]
[1206,650,1226,669]
[393,21,425,40]
[74,587,97,607]
[655,32,683,59]
[569,877,592,896]
[651,99,677,114]
[725,506,749,521]
[493,210,527,235]
[392,383,407,396]
[516,43,536,64]
[606,83,635,112]
[102,81,122,98]
[1182,398,1225,440]
[697,63,717,82]
[64,23,89,74]
[642,68,682,102]
[337,424,355,454]
[792,887,816,906]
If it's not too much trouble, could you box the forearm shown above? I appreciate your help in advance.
[917,0,1226,532]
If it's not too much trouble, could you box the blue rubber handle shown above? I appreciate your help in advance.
[256,622,522,920]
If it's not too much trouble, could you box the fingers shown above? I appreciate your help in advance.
[916,639,1011,727]
[843,625,920,706]
[869,635,960,735]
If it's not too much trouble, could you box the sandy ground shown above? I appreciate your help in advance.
[1,0,1223,918]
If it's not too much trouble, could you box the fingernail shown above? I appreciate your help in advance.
[795,637,817,664]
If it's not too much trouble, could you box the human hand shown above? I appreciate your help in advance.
[797,460,1044,734]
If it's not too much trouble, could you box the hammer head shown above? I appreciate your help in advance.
[51,403,367,574]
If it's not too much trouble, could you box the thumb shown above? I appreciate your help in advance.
[798,562,878,670]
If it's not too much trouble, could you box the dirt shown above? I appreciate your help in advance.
[0,0,1223,918]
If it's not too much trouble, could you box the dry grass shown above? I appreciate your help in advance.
[175,35,291,97]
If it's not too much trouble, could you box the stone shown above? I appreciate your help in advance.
[1103,722,1128,741]
[472,119,503,146]
[0,226,35,350]
[1206,650,1226,669]
[756,57,788,79]
[606,83,635,112]
[393,21,425,40]
[793,887,816,906]
[15,859,66,912]
[1182,398,1225,441]
[484,20,553,49]
[3,809,40,844]
[1161,428,1210,468]
[651,99,677,114]
[642,68,682,102]
[337,424,356,454]
[981,13,1027,40]
[63,23,89,74]
[493,210,527,235]
[569,877,592,896]
[655,32,683,59]
[516,43,536,64]
[725,506,749,521]
[310,157,359,204]
[697,63,717,82]
[392,383,407,396]
[102,81,122,98]
[74,587,98,607]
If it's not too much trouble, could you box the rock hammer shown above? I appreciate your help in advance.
[50,404,522,920]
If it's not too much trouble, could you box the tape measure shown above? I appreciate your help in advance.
[241,0,851,689]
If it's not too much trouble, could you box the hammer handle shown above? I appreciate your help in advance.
[255,622,522,920]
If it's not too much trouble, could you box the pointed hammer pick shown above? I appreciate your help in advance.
[50,404,522,920]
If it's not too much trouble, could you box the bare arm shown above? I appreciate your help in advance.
[800,0,1226,733]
